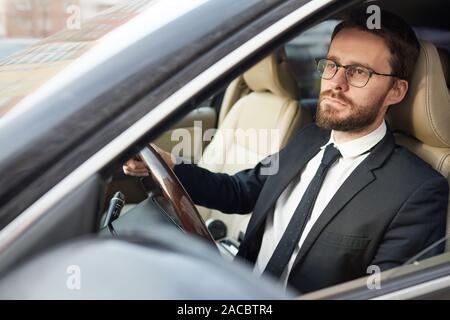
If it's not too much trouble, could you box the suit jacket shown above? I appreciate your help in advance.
[174,123,449,293]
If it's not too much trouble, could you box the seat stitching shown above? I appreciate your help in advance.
[425,44,450,146]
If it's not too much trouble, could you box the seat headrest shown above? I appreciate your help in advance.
[437,48,450,87]
[243,48,299,100]
[387,40,450,148]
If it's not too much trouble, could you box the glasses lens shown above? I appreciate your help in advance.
[317,59,337,79]
[346,65,370,87]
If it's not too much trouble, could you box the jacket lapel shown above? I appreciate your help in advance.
[289,127,396,275]
[243,125,330,245]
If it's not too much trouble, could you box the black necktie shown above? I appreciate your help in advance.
[263,144,342,279]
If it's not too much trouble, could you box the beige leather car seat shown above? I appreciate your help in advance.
[218,75,250,126]
[198,48,313,240]
[387,41,450,250]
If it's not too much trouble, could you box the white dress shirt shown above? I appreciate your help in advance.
[254,121,387,285]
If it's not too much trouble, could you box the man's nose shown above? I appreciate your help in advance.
[329,67,349,91]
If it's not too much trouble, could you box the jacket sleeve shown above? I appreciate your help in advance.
[370,176,449,271]
[173,153,278,214]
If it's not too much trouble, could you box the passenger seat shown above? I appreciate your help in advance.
[197,48,313,241]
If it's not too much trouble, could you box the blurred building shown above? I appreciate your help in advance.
[0,0,126,39]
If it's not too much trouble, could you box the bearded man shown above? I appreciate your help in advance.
[124,9,448,294]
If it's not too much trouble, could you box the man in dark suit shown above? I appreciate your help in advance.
[124,10,449,293]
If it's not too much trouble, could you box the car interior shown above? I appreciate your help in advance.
[1,0,450,299]
[101,1,450,262]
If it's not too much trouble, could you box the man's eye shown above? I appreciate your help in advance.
[355,67,367,75]
[348,67,366,76]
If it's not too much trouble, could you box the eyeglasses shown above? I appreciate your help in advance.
[316,58,399,88]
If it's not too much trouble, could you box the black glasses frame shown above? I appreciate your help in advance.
[316,58,400,88]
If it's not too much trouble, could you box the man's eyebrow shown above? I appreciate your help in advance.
[326,55,341,63]
[326,55,375,70]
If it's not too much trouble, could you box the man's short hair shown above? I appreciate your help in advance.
[331,9,420,82]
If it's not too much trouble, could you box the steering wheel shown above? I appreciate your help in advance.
[138,145,216,244]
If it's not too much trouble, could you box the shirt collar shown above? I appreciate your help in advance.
[322,121,387,159]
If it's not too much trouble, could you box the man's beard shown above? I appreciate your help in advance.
[316,90,387,132]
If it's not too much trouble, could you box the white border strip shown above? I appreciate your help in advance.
[0,0,335,252]
[372,275,450,300]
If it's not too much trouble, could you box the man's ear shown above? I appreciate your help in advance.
[385,79,409,106]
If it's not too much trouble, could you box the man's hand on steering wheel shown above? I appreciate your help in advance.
[123,144,176,176]
[121,144,216,244]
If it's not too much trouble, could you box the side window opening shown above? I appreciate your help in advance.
[414,26,450,53]
[284,20,340,101]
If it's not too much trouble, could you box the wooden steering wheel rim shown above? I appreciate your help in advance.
[139,146,215,243]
